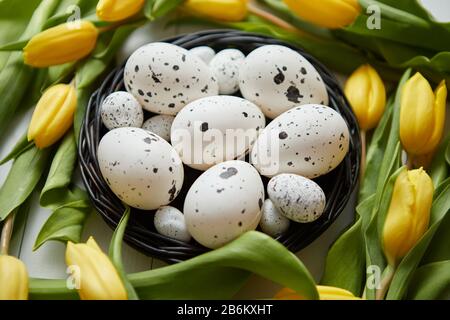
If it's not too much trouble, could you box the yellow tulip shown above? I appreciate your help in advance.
[0,255,28,300]
[283,0,360,29]
[183,0,248,22]
[97,0,145,22]
[65,237,127,300]
[345,64,386,131]
[27,84,77,149]
[23,21,98,67]
[400,73,447,156]
[274,286,361,300]
[383,168,433,267]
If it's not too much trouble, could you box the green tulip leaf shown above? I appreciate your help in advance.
[375,0,435,20]
[406,261,450,300]
[0,39,29,51]
[429,135,450,188]
[144,0,184,21]
[421,209,450,265]
[0,133,34,166]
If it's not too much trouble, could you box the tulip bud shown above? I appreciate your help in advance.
[400,73,447,156]
[283,0,360,29]
[23,21,98,67]
[27,84,77,149]
[97,0,145,22]
[183,0,248,22]
[344,64,386,131]
[65,237,127,300]
[275,286,360,300]
[383,168,433,267]
[0,255,28,300]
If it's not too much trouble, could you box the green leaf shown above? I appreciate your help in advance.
[0,133,34,166]
[8,198,32,256]
[144,0,184,20]
[421,210,450,265]
[446,139,450,167]
[375,0,434,20]
[429,135,450,188]
[0,39,29,51]
[0,145,52,221]
[406,261,450,300]
[29,231,319,300]
[108,206,139,300]
[33,132,91,250]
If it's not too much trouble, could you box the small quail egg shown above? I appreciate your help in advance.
[142,114,175,142]
[268,174,326,223]
[154,206,191,242]
[189,46,216,64]
[100,91,144,130]
[209,49,245,95]
[259,199,290,237]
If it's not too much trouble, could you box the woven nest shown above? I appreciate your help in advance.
[79,29,361,263]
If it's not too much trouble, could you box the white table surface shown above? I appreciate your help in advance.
[0,0,448,299]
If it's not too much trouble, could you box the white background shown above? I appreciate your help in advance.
[0,0,448,299]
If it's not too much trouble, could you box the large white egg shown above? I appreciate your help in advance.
[239,45,328,119]
[98,128,184,210]
[251,104,350,178]
[124,42,219,115]
[171,95,265,171]
[184,160,264,249]
[209,49,245,95]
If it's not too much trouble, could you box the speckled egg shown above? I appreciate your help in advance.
[209,49,245,95]
[100,91,144,130]
[142,114,175,142]
[124,42,219,115]
[259,199,290,237]
[171,95,265,171]
[268,174,326,223]
[98,127,184,210]
[189,46,216,64]
[154,206,191,242]
[184,160,264,249]
[251,104,350,178]
[239,45,328,119]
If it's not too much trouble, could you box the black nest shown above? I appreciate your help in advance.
[79,30,361,263]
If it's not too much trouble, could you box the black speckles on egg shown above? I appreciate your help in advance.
[273,67,285,85]
[200,122,209,132]
[219,167,238,179]
[279,131,288,140]
[285,85,303,103]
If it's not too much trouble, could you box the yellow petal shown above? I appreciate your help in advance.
[274,286,360,300]
[427,80,447,153]
[97,0,145,22]
[183,0,248,22]
[23,21,98,68]
[0,256,29,300]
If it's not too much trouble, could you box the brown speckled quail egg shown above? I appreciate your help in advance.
[259,199,290,237]
[154,206,191,242]
[100,91,144,130]
[189,46,216,64]
[239,45,328,119]
[142,114,175,142]
[268,174,326,223]
[97,127,184,210]
[171,95,265,171]
[124,42,219,116]
[251,104,349,178]
[184,160,264,249]
[209,49,245,95]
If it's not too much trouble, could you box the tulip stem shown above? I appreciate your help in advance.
[406,154,414,169]
[360,130,367,181]
[0,213,15,255]
[376,265,395,300]
[247,1,302,34]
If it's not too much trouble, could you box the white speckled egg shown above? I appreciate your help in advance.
[98,128,184,210]
[268,174,326,223]
[209,49,245,95]
[124,42,219,115]
[184,160,264,249]
[171,95,265,171]
[154,206,191,242]
[259,199,290,237]
[142,114,174,142]
[239,45,328,119]
[189,46,216,64]
[251,104,350,178]
[100,91,144,130]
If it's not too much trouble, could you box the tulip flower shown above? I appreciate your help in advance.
[23,21,98,67]
[275,286,361,300]
[383,168,433,267]
[0,255,28,300]
[344,64,386,131]
[97,0,145,22]
[400,73,447,157]
[283,0,361,29]
[65,237,127,300]
[183,0,248,22]
[27,84,77,149]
